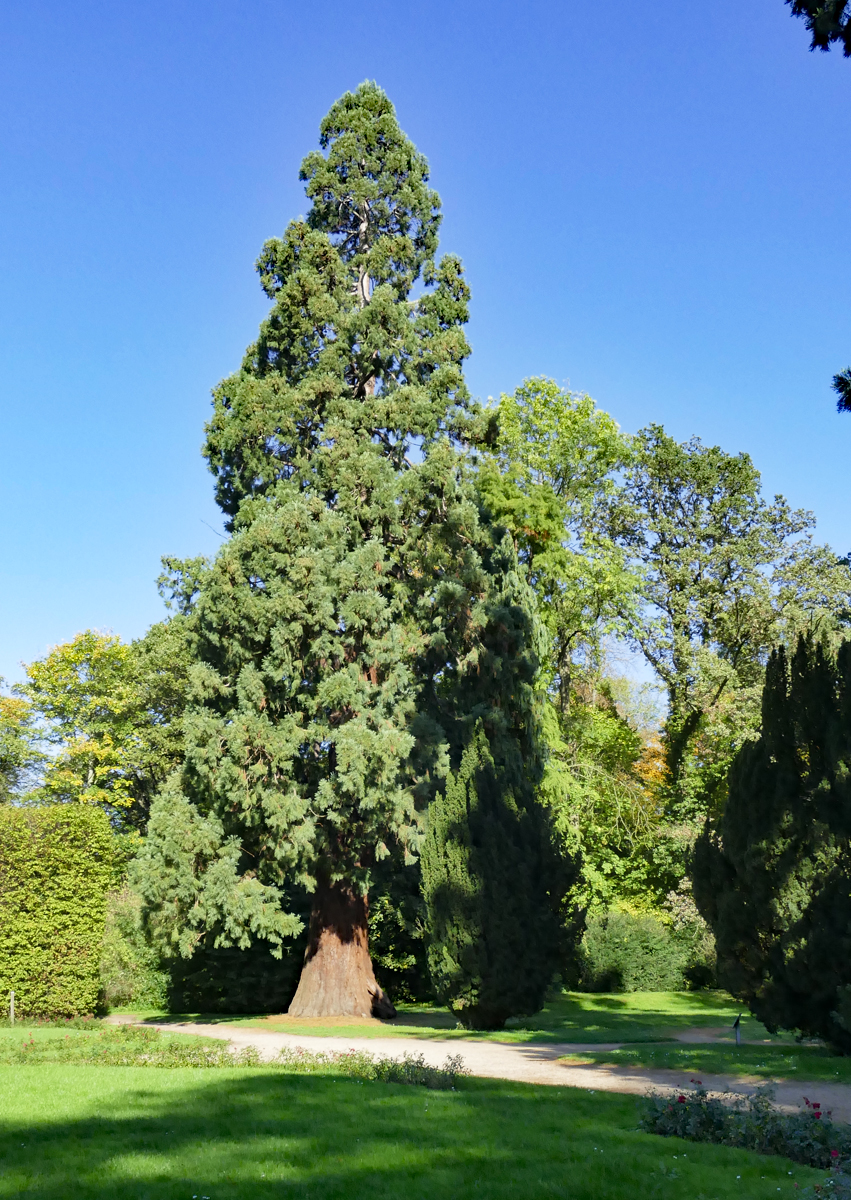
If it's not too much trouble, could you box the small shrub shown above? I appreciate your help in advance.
[641,1082,851,1176]
[100,889,170,1009]
[275,1047,468,1089]
[580,910,688,991]
[0,1023,469,1088]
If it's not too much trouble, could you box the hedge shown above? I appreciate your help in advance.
[0,805,114,1016]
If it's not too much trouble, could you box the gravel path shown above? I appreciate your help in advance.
[133,1019,851,1123]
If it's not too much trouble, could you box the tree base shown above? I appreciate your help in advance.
[288,881,397,1019]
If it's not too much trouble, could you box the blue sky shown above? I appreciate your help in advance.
[1,0,849,682]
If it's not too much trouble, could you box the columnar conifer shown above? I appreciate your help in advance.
[694,634,851,1049]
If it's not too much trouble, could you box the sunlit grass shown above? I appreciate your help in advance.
[144,989,783,1045]
[562,1042,851,1083]
[0,1064,827,1199]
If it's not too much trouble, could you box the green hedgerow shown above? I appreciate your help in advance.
[0,805,114,1016]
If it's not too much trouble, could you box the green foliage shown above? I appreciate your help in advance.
[367,850,432,1003]
[0,683,40,800]
[833,367,851,413]
[21,621,191,829]
[0,805,115,1016]
[607,424,851,823]
[421,724,565,1029]
[166,935,307,1014]
[787,0,851,55]
[541,689,663,914]
[694,635,851,1051]
[579,910,689,992]
[104,880,307,1014]
[479,377,636,708]
[642,1083,851,1179]
[138,80,562,1008]
[99,889,170,1009]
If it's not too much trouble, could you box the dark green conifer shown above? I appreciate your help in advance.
[421,722,565,1029]
[137,83,563,1018]
[694,634,851,1049]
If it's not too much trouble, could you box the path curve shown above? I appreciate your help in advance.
[126,1018,851,1123]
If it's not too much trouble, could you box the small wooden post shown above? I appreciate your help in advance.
[733,1012,741,1046]
[9,991,14,1026]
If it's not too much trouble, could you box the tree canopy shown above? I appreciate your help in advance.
[787,0,851,55]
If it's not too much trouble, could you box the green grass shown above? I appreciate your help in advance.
[144,989,783,1045]
[563,1042,851,1084]
[0,1063,829,1199]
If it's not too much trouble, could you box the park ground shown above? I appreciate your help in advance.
[0,992,847,1198]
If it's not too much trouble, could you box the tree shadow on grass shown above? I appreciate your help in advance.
[0,1071,627,1200]
[0,1067,816,1200]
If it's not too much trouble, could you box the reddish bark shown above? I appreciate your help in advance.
[287,880,396,1019]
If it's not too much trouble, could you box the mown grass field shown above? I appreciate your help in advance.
[0,1062,828,1200]
[562,1042,851,1084]
[141,989,787,1045]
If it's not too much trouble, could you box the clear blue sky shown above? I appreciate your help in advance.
[1,0,849,683]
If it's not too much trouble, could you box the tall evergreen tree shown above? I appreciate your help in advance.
[421,722,566,1029]
[136,83,558,1018]
[694,634,851,1049]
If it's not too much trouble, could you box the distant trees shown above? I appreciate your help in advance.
[694,635,851,1050]
[19,624,190,829]
[607,425,851,825]
[0,683,39,800]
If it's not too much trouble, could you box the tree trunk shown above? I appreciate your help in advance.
[287,880,397,1019]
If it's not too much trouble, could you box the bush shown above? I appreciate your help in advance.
[164,940,306,1014]
[0,1023,469,1087]
[641,1082,851,1182]
[0,805,114,1016]
[580,910,688,992]
[100,889,170,1009]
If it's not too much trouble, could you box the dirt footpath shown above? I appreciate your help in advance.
[135,1019,851,1123]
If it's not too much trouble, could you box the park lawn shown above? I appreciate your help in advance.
[0,1064,827,1200]
[561,1042,851,1084]
[141,989,786,1045]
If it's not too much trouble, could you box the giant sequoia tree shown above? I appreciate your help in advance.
[136,83,556,1019]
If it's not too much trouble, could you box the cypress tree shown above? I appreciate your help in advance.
[694,634,851,1048]
[421,721,565,1029]
[137,83,561,1019]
